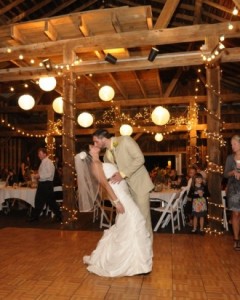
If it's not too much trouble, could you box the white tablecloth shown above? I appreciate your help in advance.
[150,189,180,203]
[0,187,36,209]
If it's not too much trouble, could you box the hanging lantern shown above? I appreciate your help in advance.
[99,85,115,101]
[18,94,35,110]
[45,136,56,143]
[77,112,93,128]
[39,77,56,91]
[120,124,133,136]
[52,97,63,114]
[154,133,163,142]
[151,106,170,126]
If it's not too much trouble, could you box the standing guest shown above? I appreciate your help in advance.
[29,148,62,222]
[184,166,197,226]
[18,155,32,184]
[224,135,240,250]
[193,163,207,184]
[188,173,209,234]
[93,129,154,241]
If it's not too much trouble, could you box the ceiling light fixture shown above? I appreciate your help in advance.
[105,53,117,64]
[148,47,159,62]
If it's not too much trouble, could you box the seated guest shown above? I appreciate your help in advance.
[174,174,188,189]
[169,169,179,188]
[5,169,18,186]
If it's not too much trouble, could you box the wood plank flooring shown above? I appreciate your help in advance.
[0,227,240,299]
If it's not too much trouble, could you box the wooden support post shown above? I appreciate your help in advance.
[187,99,198,166]
[62,47,76,228]
[47,109,55,161]
[206,37,222,233]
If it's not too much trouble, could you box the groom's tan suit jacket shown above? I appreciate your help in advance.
[104,136,154,196]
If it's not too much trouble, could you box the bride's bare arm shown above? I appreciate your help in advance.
[92,161,125,214]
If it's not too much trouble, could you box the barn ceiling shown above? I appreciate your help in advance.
[0,0,239,141]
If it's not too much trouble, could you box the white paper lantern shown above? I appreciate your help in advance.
[99,85,115,101]
[151,106,170,126]
[120,124,133,136]
[77,112,93,128]
[45,136,55,143]
[52,97,63,114]
[154,133,163,142]
[18,94,35,110]
[39,77,56,91]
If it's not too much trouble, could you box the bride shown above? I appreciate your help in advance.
[75,145,153,277]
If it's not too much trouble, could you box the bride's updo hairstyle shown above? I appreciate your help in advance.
[78,144,92,161]
[92,129,112,139]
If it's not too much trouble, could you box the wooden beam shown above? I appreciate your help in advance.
[154,0,180,29]
[44,21,58,41]
[2,123,240,137]
[232,0,240,9]
[163,68,182,97]
[0,0,24,15]
[1,21,240,62]
[1,93,240,113]
[6,0,53,25]
[193,0,203,24]
[11,25,27,44]
[108,73,128,99]
[43,0,78,18]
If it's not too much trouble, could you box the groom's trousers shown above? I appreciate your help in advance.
[129,189,153,243]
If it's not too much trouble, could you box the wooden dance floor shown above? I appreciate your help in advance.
[0,227,240,299]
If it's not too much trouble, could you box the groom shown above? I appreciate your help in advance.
[92,129,154,240]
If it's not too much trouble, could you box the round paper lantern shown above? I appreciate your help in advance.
[120,124,133,136]
[39,77,56,91]
[155,133,163,142]
[77,112,93,128]
[45,136,55,143]
[52,97,63,114]
[18,94,35,110]
[151,106,170,126]
[99,85,115,101]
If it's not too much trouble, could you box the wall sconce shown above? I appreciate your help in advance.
[42,58,52,71]
[105,53,117,64]
[148,47,159,62]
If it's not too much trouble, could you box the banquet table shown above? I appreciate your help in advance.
[150,189,180,204]
[0,186,36,210]
[150,189,181,229]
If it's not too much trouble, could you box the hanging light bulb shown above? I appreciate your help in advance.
[77,112,93,128]
[39,77,56,91]
[18,94,35,110]
[154,133,163,142]
[99,85,115,101]
[232,7,239,16]
[120,124,133,136]
[52,97,63,114]
[151,106,170,126]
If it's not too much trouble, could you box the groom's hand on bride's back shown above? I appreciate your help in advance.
[110,172,123,184]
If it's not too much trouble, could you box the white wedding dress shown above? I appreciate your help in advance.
[83,163,153,277]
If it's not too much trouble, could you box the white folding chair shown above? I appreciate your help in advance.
[151,191,181,233]
[221,190,229,231]
[94,188,116,229]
